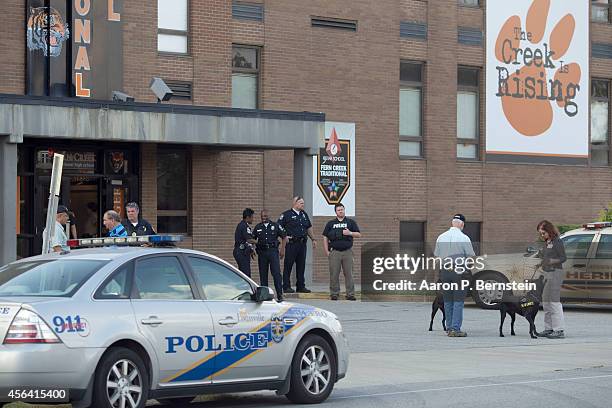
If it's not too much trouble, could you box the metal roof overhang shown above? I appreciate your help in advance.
[0,94,324,154]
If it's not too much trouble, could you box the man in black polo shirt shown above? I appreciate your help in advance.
[322,203,361,301]
[122,202,155,236]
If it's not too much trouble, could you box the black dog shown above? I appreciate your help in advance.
[428,292,446,332]
[498,275,545,338]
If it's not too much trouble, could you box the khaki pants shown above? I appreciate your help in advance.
[542,269,565,331]
[329,248,355,297]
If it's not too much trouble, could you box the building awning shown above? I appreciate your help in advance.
[0,94,323,153]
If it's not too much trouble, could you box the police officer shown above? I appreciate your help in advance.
[122,202,155,236]
[278,196,317,293]
[252,209,287,301]
[234,208,257,277]
[322,203,361,301]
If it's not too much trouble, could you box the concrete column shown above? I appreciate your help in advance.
[0,136,17,265]
[293,148,316,286]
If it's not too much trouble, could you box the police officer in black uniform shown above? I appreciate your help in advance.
[122,202,156,236]
[252,209,287,301]
[278,196,317,293]
[234,208,256,277]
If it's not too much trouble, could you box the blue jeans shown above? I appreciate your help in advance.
[440,269,467,331]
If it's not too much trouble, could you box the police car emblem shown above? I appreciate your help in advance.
[270,315,285,343]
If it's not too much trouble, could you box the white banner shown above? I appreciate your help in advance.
[312,122,356,216]
[486,0,589,161]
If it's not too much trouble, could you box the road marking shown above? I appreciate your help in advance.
[335,374,612,399]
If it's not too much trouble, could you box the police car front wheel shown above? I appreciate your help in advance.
[92,347,150,408]
[286,334,336,404]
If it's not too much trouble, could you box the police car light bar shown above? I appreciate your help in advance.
[583,222,612,230]
[67,235,184,248]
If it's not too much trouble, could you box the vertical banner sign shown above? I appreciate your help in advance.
[72,0,123,98]
[486,0,589,164]
[312,122,356,216]
[26,0,71,96]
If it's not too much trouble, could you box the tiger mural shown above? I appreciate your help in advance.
[27,7,70,57]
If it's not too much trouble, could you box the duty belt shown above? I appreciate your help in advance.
[257,243,278,250]
[289,236,307,243]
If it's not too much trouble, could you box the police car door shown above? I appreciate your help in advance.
[560,234,593,300]
[131,255,216,386]
[586,233,612,301]
[186,256,290,383]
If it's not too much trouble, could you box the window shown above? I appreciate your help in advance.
[592,0,611,23]
[188,257,253,301]
[0,260,107,297]
[595,235,612,258]
[96,264,131,299]
[400,61,424,158]
[232,46,259,109]
[457,67,480,159]
[463,222,481,255]
[459,0,479,6]
[400,222,425,254]
[134,257,194,300]
[157,0,188,53]
[561,235,593,258]
[592,79,610,166]
[157,147,189,233]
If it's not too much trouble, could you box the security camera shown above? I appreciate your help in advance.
[149,77,173,102]
[112,91,134,103]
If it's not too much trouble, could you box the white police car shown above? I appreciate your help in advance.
[0,236,348,408]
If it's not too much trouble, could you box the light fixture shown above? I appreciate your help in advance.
[149,77,173,102]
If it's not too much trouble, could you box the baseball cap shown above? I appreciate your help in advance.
[57,205,70,215]
[453,214,466,222]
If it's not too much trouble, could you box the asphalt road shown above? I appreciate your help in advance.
[168,300,612,408]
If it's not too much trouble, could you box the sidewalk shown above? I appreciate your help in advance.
[282,283,437,302]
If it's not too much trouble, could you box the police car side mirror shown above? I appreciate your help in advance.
[255,286,275,302]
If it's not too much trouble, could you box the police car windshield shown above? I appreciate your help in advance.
[0,259,108,297]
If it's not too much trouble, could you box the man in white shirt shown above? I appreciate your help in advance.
[46,205,71,253]
[434,214,475,337]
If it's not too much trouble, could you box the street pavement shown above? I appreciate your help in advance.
[172,299,612,408]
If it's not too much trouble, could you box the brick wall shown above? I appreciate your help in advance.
[0,1,25,94]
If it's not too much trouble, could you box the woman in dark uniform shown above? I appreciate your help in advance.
[536,220,567,339]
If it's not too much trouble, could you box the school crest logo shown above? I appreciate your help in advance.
[109,152,125,174]
[27,7,70,57]
[270,314,285,343]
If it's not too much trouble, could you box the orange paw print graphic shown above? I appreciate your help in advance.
[494,0,581,136]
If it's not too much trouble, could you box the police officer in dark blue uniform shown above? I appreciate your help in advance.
[278,196,317,293]
[252,209,287,301]
[234,208,256,277]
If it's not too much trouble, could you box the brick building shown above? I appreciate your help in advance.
[1,0,611,286]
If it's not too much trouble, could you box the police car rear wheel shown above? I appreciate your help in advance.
[93,347,149,408]
[286,335,336,404]
[472,271,509,310]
